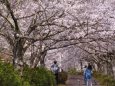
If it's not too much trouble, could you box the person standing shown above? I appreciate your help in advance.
[51,61,59,85]
[85,63,93,86]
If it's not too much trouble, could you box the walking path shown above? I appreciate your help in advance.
[66,75,100,86]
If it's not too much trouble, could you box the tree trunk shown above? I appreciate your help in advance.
[40,51,47,67]
[12,38,25,68]
[40,59,45,67]
[97,63,103,73]
[33,51,47,68]
[106,61,114,77]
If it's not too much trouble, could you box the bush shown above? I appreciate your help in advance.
[94,72,115,86]
[0,62,24,86]
[58,71,68,84]
[68,68,77,75]
[0,61,56,86]
[23,67,56,86]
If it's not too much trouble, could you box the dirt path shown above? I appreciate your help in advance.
[66,75,100,86]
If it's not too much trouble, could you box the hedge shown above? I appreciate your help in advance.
[94,72,115,86]
[0,62,24,86]
[23,66,56,86]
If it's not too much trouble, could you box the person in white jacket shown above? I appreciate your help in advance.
[51,61,59,85]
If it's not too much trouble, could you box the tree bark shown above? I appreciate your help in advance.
[106,61,114,77]
[12,37,25,68]
[33,50,47,68]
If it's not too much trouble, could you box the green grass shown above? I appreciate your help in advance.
[94,72,115,86]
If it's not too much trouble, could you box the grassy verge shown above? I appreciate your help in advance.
[94,72,115,86]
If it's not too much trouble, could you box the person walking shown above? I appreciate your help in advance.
[85,63,93,86]
[51,61,59,85]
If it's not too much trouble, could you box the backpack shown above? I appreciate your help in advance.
[51,64,59,74]
[85,69,92,79]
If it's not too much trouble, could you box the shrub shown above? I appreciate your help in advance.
[68,68,77,75]
[23,67,56,86]
[94,71,115,86]
[0,62,24,86]
[58,71,68,84]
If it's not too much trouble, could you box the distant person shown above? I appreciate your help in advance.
[51,61,59,85]
[83,65,87,85]
[85,63,93,86]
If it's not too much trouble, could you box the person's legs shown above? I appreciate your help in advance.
[90,79,92,86]
[84,76,87,85]
[87,79,92,86]
[86,79,89,86]
[55,73,58,85]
